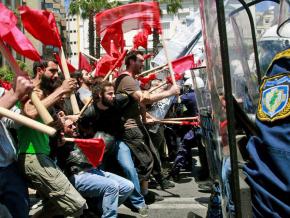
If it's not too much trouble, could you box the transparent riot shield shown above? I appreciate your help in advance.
[198,0,287,217]
[277,0,290,37]
[199,1,241,217]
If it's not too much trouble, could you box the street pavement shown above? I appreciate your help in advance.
[118,147,210,218]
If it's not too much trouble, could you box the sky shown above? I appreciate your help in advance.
[256,1,277,12]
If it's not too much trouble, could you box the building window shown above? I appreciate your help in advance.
[74,42,77,44]
[74,30,77,33]
[73,18,76,21]
[264,18,270,24]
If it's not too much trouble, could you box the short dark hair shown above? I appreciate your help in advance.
[32,59,58,78]
[91,81,114,102]
[125,50,144,68]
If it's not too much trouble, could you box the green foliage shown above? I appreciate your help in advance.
[0,60,32,82]
[0,65,14,82]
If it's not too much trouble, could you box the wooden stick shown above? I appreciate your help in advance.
[149,81,167,93]
[63,137,75,142]
[102,69,113,82]
[137,64,168,77]
[161,34,176,86]
[161,117,199,121]
[60,47,80,114]
[78,98,93,119]
[155,120,182,125]
[81,51,99,62]
[0,40,54,125]
[0,107,56,136]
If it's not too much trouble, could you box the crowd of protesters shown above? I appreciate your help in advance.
[0,50,209,218]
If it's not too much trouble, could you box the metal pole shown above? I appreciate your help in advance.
[216,0,242,217]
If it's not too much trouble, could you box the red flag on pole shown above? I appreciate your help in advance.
[110,40,121,58]
[54,53,76,73]
[113,49,128,69]
[94,55,116,77]
[19,6,62,48]
[133,23,152,49]
[96,2,162,36]
[78,52,92,72]
[171,54,195,74]
[0,3,41,61]
[101,25,125,55]
[74,138,105,167]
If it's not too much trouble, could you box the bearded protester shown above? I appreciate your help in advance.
[56,115,134,218]
[78,81,149,217]
[0,76,34,218]
[76,69,94,106]
[115,50,180,197]
[17,59,87,217]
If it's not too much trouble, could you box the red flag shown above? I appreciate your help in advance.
[166,73,184,84]
[0,3,17,36]
[133,23,152,49]
[143,53,153,60]
[113,49,128,69]
[74,138,105,167]
[171,54,195,74]
[101,25,124,55]
[96,2,161,36]
[138,73,157,85]
[110,40,121,58]
[19,6,62,48]
[94,55,116,77]
[78,52,92,72]
[54,53,76,73]
[0,3,41,61]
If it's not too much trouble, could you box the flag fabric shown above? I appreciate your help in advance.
[78,52,92,72]
[74,138,106,167]
[101,24,125,55]
[133,23,152,49]
[171,54,196,74]
[19,6,62,48]
[0,3,41,61]
[110,40,121,58]
[166,73,184,84]
[54,53,76,73]
[112,49,128,69]
[96,1,161,36]
[94,55,116,77]
[138,73,156,86]
[143,53,153,60]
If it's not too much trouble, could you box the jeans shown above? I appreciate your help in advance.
[114,141,146,209]
[0,162,29,218]
[71,169,134,218]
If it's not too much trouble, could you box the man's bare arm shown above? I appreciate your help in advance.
[24,79,77,118]
[131,84,180,105]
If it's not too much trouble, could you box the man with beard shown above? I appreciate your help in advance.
[76,69,93,106]
[57,115,134,218]
[79,81,149,217]
[17,59,87,218]
[115,50,179,196]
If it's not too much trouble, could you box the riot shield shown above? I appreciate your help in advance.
[277,0,290,37]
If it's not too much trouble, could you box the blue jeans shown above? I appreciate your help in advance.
[114,141,146,209]
[0,162,29,218]
[71,168,133,218]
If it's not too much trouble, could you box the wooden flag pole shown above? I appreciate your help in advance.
[137,64,168,77]
[102,69,113,82]
[63,137,75,142]
[0,40,54,125]
[60,47,80,114]
[0,107,56,136]
[77,98,93,119]
[81,51,99,62]
[160,34,176,86]
[161,117,199,121]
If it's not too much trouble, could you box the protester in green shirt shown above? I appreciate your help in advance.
[17,59,86,217]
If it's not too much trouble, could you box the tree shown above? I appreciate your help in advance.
[69,0,122,58]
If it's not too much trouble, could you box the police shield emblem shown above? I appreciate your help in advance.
[257,74,290,122]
